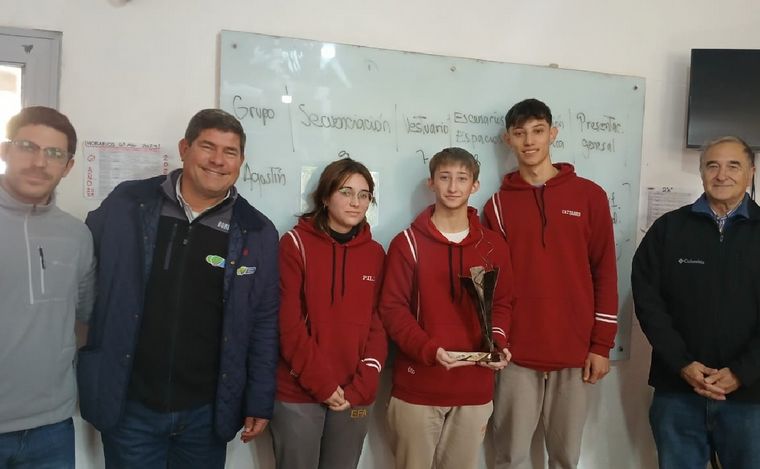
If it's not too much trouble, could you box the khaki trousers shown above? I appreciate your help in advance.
[491,364,590,469]
[387,396,492,469]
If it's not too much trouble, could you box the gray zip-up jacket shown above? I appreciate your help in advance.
[0,179,95,433]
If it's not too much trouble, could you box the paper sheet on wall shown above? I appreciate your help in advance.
[83,141,169,199]
[645,186,699,230]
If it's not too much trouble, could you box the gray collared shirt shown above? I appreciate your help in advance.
[175,174,231,223]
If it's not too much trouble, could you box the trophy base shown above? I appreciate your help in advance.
[449,351,501,363]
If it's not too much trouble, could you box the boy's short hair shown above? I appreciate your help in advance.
[7,106,78,155]
[184,109,246,156]
[428,147,480,182]
[505,98,553,130]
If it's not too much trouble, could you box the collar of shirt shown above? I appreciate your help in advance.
[175,174,231,223]
[692,192,749,232]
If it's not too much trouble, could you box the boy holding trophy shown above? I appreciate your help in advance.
[380,147,514,469]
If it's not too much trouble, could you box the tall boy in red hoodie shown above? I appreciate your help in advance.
[380,147,513,469]
[484,98,618,469]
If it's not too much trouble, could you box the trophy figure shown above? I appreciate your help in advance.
[449,265,501,362]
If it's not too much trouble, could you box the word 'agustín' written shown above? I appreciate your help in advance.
[242,165,286,195]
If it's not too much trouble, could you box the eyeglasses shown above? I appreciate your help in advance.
[337,187,373,203]
[6,139,72,164]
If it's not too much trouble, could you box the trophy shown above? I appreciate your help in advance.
[449,265,501,363]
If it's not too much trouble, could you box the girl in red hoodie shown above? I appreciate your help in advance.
[269,158,386,469]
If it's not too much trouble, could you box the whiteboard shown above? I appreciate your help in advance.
[219,30,645,360]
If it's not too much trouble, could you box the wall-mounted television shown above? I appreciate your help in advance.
[686,49,760,149]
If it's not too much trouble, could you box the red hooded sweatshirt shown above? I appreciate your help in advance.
[380,206,513,406]
[276,217,386,406]
[483,163,618,371]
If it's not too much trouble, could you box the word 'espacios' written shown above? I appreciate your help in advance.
[456,130,500,146]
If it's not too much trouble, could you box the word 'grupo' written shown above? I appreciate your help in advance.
[233,95,276,126]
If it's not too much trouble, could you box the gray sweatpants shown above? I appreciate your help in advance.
[491,364,590,469]
[269,401,372,469]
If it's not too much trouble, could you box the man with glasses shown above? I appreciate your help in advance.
[78,109,280,468]
[0,106,95,468]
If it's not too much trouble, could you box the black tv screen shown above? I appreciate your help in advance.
[686,49,760,149]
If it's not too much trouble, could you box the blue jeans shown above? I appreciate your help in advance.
[101,400,226,469]
[650,391,760,469]
[0,418,74,469]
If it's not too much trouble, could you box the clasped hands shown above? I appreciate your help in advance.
[323,386,351,411]
[680,361,740,400]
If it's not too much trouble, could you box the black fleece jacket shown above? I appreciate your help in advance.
[632,198,760,401]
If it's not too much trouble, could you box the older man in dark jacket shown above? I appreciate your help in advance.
[78,109,279,469]
[633,136,760,469]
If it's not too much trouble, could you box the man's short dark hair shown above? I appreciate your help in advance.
[505,98,553,130]
[7,106,77,155]
[184,109,246,155]
[429,147,480,182]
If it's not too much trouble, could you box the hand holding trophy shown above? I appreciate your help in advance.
[449,265,509,369]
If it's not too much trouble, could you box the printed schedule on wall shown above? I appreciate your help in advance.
[219,30,645,359]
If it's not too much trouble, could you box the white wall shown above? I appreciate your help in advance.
[5,0,760,467]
